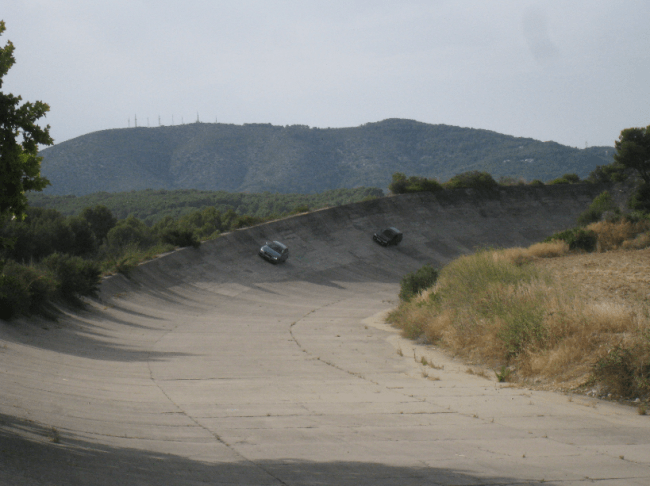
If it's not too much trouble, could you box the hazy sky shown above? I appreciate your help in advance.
[3,1,649,148]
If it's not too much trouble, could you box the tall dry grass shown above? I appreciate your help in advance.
[388,245,650,397]
[588,220,650,251]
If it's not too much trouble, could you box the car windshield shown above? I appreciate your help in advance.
[382,229,397,237]
[268,242,286,253]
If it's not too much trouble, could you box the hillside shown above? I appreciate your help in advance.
[38,119,614,196]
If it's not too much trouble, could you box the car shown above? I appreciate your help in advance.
[258,240,289,263]
[373,227,403,247]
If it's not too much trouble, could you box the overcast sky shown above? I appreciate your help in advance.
[3,1,649,148]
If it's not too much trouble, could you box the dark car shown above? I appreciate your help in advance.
[373,227,403,247]
[258,240,289,263]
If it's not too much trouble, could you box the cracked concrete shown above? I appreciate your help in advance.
[2,186,649,485]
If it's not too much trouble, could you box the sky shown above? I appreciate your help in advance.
[3,1,649,148]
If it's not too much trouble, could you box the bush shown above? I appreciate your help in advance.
[40,253,101,303]
[290,205,310,214]
[594,332,650,399]
[444,171,499,190]
[0,273,28,320]
[529,179,545,186]
[544,228,597,252]
[548,173,580,185]
[0,261,58,319]
[389,172,443,195]
[160,228,200,248]
[233,215,262,229]
[106,216,155,250]
[577,191,620,226]
[399,264,439,302]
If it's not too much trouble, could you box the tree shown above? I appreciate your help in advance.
[614,126,650,184]
[80,205,117,242]
[0,20,53,221]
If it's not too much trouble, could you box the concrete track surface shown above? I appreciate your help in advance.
[2,187,649,485]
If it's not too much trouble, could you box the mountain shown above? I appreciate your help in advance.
[38,119,614,196]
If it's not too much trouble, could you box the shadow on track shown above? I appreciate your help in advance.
[0,413,526,486]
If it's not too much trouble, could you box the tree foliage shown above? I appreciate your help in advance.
[389,173,443,194]
[577,191,620,226]
[0,20,53,220]
[444,171,499,190]
[614,125,650,184]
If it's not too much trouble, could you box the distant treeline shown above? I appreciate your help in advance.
[387,170,587,194]
[28,187,383,225]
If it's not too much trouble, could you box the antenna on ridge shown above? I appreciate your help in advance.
[172,115,174,125]
[196,112,200,123]
[158,115,161,126]
[128,117,130,128]
[135,115,138,127]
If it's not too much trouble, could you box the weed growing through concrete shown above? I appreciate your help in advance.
[495,366,511,382]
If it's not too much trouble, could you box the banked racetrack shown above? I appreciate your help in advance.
[2,186,649,485]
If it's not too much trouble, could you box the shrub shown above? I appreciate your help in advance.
[544,228,597,252]
[290,205,310,214]
[389,172,442,194]
[444,171,499,190]
[233,215,262,229]
[587,220,650,251]
[40,253,101,303]
[548,173,580,185]
[0,273,28,320]
[160,228,200,248]
[577,191,620,226]
[529,179,545,186]
[399,264,439,302]
[594,332,650,399]
[106,216,155,250]
[388,173,408,194]
[0,261,57,319]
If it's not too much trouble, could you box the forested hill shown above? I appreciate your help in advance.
[39,119,614,196]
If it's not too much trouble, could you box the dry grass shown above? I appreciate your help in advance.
[587,220,650,251]
[388,232,650,399]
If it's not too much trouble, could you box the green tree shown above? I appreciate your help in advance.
[0,20,53,221]
[614,126,650,184]
[80,205,117,242]
[444,171,498,190]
